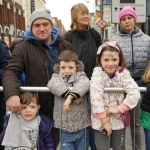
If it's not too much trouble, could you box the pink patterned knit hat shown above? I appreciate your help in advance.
[118,6,137,23]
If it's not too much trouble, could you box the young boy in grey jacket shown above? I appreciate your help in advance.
[47,50,91,150]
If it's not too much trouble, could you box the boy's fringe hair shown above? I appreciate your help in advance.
[20,92,39,105]
[142,61,150,82]
[58,50,79,65]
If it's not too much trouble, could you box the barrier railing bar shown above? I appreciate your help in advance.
[0,87,147,92]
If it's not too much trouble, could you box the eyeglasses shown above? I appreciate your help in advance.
[78,13,89,17]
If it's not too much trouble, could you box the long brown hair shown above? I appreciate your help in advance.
[142,61,150,82]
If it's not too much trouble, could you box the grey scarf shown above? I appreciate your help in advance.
[2,113,31,150]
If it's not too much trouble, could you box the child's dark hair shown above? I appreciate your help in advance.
[142,61,150,82]
[58,50,79,65]
[20,92,39,105]
[96,42,126,72]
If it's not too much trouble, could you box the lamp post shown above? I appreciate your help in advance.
[85,0,95,27]
[100,0,104,41]
[13,0,17,39]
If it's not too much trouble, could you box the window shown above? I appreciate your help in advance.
[95,0,97,6]
[103,0,111,4]
[17,30,20,37]
[120,0,135,3]
[5,28,9,37]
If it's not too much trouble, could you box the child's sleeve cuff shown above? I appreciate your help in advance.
[118,104,130,113]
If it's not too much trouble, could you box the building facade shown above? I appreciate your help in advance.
[0,0,46,46]
[0,0,25,46]
[53,17,66,36]
[22,0,46,29]
[0,0,67,46]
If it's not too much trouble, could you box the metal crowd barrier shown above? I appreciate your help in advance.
[0,86,146,150]
[0,86,147,92]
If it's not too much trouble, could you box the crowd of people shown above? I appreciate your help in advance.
[0,3,150,150]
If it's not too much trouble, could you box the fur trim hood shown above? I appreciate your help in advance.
[53,61,85,74]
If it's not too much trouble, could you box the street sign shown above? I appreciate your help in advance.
[97,20,106,28]
[111,0,146,23]
[30,0,35,14]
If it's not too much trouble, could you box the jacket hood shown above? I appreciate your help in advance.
[53,61,85,74]
[39,113,54,138]
[24,27,59,46]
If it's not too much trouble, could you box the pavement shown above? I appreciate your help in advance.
[57,127,145,150]
[125,127,145,150]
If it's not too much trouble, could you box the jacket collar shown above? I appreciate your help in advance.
[120,25,139,34]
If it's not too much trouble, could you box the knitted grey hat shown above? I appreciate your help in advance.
[30,8,53,26]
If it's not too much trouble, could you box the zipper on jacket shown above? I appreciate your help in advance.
[131,33,134,77]
[37,42,51,81]
[40,121,54,139]
[50,50,55,58]
[37,43,53,108]
[44,57,50,81]
[44,56,53,106]
[37,119,54,149]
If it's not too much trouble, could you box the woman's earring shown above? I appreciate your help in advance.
[73,24,77,30]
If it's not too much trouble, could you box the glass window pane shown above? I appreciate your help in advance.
[120,0,135,3]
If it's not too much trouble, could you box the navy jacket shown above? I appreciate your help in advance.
[0,40,10,86]
[0,40,10,122]
[0,113,56,150]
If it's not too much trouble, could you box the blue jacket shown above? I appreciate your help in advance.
[0,113,56,150]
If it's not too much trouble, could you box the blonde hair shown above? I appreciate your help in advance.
[142,61,150,82]
[70,3,91,31]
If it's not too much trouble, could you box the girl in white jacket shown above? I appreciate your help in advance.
[90,41,140,150]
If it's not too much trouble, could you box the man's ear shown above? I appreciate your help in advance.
[57,63,59,68]
[76,64,79,68]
